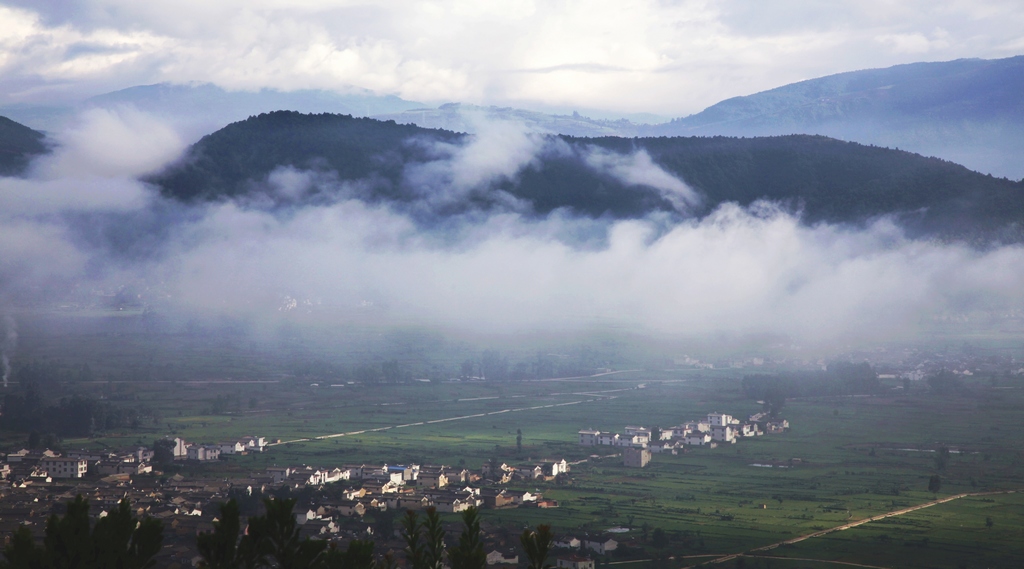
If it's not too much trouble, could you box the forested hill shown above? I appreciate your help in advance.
[642,56,1024,180]
[0,115,47,176]
[149,111,1024,240]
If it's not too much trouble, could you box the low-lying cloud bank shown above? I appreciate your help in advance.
[2,108,1023,348]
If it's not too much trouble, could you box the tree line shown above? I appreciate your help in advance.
[0,381,154,440]
[742,361,881,405]
[0,495,553,569]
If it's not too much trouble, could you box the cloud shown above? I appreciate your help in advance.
[2,108,1024,353]
[583,146,700,212]
[402,114,551,208]
[33,106,185,179]
[2,1,1024,114]
[121,196,1024,349]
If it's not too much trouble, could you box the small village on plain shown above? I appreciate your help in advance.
[0,407,789,568]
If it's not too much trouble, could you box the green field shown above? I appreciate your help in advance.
[32,368,1024,568]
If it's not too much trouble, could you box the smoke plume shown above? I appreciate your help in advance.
[1,315,15,388]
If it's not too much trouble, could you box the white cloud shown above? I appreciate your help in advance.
[34,106,185,179]
[1,1,1023,114]
[583,147,700,212]
[138,197,1024,347]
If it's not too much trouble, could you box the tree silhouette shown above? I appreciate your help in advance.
[448,507,485,569]
[520,525,554,569]
[1,495,163,569]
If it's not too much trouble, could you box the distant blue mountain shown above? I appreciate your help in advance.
[644,56,1024,180]
[0,82,425,136]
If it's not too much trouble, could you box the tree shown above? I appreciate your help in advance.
[763,386,786,418]
[198,498,378,569]
[928,475,942,493]
[401,510,427,569]
[927,370,961,395]
[422,508,446,569]
[153,438,177,466]
[448,507,485,569]
[520,525,553,569]
[196,499,259,569]
[651,528,668,549]
[323,540,376,569]
[1,495,163,569]
[935,446,950,471]
[248,497,326,569]
[516,429,523,454]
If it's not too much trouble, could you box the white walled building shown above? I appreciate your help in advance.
[40,457,89,479]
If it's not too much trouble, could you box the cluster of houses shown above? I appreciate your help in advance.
[0,445,584,568]
[0,435,269,484]
[2,447,154,483]
[494,535,620,569]
[266,460,568,521]
[579,412,790,467]
[166,435,268,463]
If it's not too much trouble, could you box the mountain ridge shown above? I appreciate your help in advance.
[149,111,1024,242]
[0,115,47,176]
[644,56,1024,179]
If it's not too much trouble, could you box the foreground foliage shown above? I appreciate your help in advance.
[0,496,163,569]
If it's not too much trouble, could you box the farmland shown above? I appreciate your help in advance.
[31,365,1024,568]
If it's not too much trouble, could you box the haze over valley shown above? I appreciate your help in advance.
[1,2,1024,567]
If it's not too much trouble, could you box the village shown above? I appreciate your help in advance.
[0,433,632,569]
[579,411,790,467]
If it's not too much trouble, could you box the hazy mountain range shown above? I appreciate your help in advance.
[2,55,1021,179]
[0,83,426,136]
[2,55,1022,244]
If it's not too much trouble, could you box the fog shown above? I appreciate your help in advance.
[2,108,1024,356]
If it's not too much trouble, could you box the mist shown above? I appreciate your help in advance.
[2,107,1024,356]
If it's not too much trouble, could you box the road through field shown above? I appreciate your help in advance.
[267,385,638,447]
[676,490,1018,568]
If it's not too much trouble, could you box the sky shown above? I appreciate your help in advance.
[1,0,1023,115]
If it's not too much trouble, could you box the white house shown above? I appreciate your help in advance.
[267,466,294,483]
[623,447,651,468]
[240,436,267,452]
[486,550,519,566]
[167,437,189,459]
[739,423,761,437]
[684,421,710,433]
[40,457,89,479]
[584,538,618,555]
[538,459,569,476]
[554,537,581,549]
[710,424,737,444]
[578,430,600,446]
[557,556,595,569]
[684,431,712,446]
[707,413,735,427]
[219,442,246,455]
[187,445,221,461]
